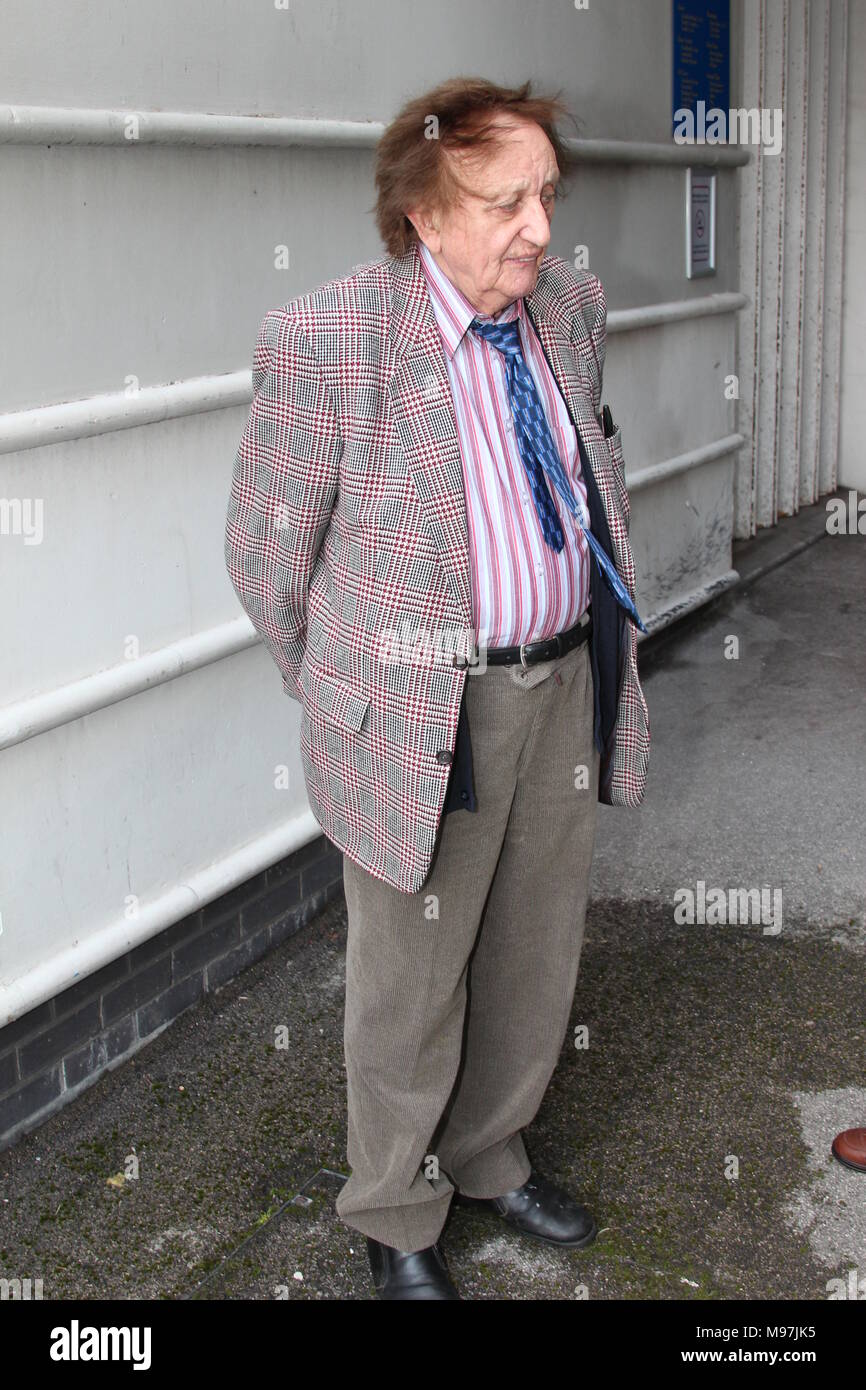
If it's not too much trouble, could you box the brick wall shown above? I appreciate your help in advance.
[0,835,345,1151]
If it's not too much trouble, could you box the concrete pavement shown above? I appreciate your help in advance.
[1,510,863,1300]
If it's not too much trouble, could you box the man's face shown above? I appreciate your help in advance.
[408,116,559,317]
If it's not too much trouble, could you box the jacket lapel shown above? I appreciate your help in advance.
[524,273,621,536]
[387,247,475,627]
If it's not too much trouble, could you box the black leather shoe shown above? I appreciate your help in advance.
[366,1237,461,1299]
[453,1170,597,1249]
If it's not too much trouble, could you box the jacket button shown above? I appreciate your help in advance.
[452,653,469,669]
[436,750,453,765]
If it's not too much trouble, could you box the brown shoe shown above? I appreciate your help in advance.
[831,1128,866,1172]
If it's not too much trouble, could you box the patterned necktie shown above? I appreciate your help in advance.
[469,316,648,633]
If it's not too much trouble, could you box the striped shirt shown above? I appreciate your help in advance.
[418,240,591,649]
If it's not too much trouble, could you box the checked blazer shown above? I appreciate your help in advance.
[224,243,650,893]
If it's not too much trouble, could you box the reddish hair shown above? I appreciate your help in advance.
[373,76,579,257]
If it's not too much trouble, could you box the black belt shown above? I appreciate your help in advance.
[485,611,593,668]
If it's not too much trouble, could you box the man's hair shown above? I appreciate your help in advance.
[373,76,578,258]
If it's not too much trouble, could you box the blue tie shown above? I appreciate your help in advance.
[469,316,648,634]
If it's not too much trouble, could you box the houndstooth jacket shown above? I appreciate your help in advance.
[224,243,650,892]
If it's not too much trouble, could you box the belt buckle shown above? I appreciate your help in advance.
[519,641,529,670]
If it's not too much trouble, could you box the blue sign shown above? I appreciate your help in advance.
[673,0,730,135]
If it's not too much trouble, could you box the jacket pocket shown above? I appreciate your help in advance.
[298,660,371,733]
[602,426,631,530]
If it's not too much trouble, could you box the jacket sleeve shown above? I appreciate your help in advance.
[224,308,343,701]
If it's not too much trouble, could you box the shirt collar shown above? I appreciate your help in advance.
[418,241,523,362]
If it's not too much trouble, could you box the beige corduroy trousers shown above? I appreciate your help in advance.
[336,633,599,1252]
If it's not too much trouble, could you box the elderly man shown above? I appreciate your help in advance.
[225,77,650,1300]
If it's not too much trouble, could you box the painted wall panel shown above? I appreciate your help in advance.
[0,0,784,1013]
